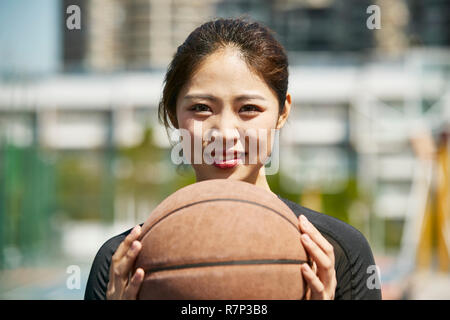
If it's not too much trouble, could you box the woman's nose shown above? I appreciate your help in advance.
[209,110,241,144]
[207,127,240,147]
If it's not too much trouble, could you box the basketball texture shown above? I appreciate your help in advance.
[134,179,309,300]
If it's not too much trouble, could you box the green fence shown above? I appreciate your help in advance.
[0,143,56,268]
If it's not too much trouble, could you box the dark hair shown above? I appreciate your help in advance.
[158,16,289,130]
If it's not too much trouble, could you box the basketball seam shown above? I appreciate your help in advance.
[145,198,299,236]
[145,259,312,274]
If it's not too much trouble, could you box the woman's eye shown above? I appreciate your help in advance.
[240,105,260,113]
[191,104,211,113]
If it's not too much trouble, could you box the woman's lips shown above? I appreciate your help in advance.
[213,158,243,169]
[212,151,246,169]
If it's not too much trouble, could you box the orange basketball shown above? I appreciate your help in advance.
[134,179,309,299]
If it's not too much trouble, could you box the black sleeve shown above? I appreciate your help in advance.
[322,224,382,300]
[341,227,382,300]
[84,232,129,300]
[278,196,382,300]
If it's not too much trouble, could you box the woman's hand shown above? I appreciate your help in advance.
[299,215,337,300]
[106,225,145,300]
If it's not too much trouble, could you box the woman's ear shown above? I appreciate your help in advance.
[276,93,292,130]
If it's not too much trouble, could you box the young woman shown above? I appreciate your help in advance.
[85,17,382,300]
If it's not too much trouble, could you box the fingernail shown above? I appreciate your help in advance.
[132,225,140,236]
[300,215,309,229]
[302,234,311,243]
[136,268,144,280]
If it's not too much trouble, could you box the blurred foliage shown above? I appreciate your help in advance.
[0,126,199,268]
[55,151,104,221]
[385,218,405,250]
[53,126,197,222]
[268,173,362,225]
[321,177,360,225]
[115,127,196,209]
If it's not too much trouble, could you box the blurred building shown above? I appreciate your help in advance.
[62,0,450,72]
[62,0,450,71]
[63,0,218,71]
[62,0,88,71]
[407,0,450,47]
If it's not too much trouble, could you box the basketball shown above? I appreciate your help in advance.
[134,179,309,299]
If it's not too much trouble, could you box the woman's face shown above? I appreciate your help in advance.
[175,47,291,183]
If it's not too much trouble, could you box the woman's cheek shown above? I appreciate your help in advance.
[242,128,274,166]
[178,119,204,164]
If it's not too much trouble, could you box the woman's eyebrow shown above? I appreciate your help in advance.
[235,94,266,101]
[183,94,218,102]
[183,94,266,102]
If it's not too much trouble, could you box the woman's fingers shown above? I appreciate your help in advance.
[112,225,142,264]
[123,268,145,300]
[110,225,141,281]
[106,225,144,300]
[301,263,325,297]
[301,233,333,272]
[298,215,337,300]
[299,215,334,264]
[116,240,142,276]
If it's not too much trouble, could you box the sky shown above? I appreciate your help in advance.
[0,0,60,75]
